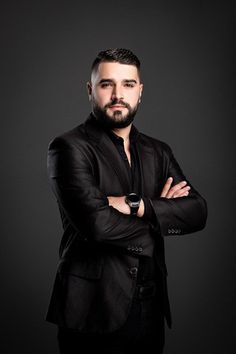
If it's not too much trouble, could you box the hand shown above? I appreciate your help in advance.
[160,177,191,199]
[107,196,130,215]
[137,198,145,217]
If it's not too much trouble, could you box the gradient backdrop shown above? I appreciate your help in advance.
[1,1,235,353]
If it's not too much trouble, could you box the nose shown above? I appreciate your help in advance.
[111,84,124,101]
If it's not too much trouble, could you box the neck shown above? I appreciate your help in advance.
[112,124,132,142]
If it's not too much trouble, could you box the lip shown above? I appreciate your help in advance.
[109,105,126,109]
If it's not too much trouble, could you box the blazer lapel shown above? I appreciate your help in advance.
[84,114,131,194]
[84,114,157,197]
[135,136,157,198]
[98,136,131,194]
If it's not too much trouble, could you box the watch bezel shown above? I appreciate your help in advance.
[125,193,141,207]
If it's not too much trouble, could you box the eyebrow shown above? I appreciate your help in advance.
[124,79,137,84]
[98,79,138,84]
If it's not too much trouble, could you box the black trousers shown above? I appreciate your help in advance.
[57,281,165,354]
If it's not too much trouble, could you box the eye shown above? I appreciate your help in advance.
[124,83,135,88]
[100,82,113,88]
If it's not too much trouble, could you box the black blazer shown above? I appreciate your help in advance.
[46,114,207,333]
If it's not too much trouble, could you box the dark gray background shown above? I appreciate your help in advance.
[1,1,235,353]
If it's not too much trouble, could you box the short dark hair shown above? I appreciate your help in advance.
[91,48,141,78]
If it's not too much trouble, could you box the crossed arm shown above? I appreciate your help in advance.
[48,137,207,249]
[108,177,191,217]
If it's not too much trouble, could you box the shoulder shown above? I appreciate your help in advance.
[48,122,88,151]
[47,122,95,173]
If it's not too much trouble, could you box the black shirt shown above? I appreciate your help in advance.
[105,125,158,284]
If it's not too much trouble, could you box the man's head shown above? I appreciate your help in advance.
[87,48,143,129]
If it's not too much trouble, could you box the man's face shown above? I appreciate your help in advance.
[87,62,143,129]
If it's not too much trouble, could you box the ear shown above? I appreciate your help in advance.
[87,81,92,100]
[139,83,143,102]
[139,83,143,97]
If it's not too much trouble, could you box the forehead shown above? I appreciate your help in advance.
[92,62,140,83]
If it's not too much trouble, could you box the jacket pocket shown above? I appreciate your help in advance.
[57,257,103,280]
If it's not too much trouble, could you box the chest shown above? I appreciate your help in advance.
[90,142,165,198]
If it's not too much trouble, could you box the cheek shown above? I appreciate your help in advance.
[128,93,140,105]
[94,90,110,105]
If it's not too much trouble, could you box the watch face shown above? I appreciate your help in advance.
[127,193,140,203]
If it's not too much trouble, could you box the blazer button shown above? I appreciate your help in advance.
[129,267,138,277]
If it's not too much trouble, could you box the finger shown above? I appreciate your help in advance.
[177,185,190,194]
[172,186,191,198]
[166,181,188,198]
[160,177,173,197]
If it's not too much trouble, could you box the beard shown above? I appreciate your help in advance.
[91,98,140,129]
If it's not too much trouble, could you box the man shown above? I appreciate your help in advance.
[46,48,207,354]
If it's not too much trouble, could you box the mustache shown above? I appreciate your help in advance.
[104,99,130,109]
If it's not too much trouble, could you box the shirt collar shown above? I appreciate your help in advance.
[106,124,139,145]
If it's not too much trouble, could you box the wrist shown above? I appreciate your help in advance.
[137,199,144,217]
[125,193,141,216]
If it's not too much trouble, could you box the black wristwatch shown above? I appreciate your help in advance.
[125,193,141,215]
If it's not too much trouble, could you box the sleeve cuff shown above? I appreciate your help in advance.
[142,196,159,231]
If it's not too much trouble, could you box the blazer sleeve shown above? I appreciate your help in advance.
[149,143,207,237]
[47,136,154,257]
